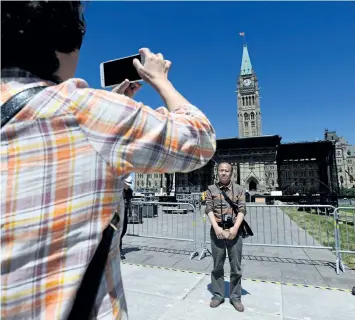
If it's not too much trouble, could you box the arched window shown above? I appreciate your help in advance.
[242,97,245,106]
[250,112,255,120]
[244,122,248,127]
[252,96,255,104]
[244,113,249,120]
[249,97,251,105]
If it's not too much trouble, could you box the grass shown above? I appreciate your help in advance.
[283,207,355,270]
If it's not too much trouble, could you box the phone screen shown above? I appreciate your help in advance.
[102,54,141,87]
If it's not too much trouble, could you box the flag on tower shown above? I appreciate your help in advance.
[239,32,245,36]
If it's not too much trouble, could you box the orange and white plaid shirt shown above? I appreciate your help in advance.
[0,68,216,319]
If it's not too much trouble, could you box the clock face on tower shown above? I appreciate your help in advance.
[243,79,252,87]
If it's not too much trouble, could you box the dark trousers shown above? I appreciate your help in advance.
[120,205,130,250]
[210,227,243,302]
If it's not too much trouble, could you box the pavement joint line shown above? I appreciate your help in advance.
[122,261,352,293]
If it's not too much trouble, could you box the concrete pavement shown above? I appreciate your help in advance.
[122,262,355,320]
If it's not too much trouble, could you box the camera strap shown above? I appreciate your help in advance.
[1,86,48,128]
[221,189,254,238]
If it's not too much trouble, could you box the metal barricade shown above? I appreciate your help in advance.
[199,204,336,261]
[126,201,198,260]
[334,206,355,275]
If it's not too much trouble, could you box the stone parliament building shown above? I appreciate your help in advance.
[135,44,352,196]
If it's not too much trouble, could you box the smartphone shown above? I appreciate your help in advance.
[100,54,143,88]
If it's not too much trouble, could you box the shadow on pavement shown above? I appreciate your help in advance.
[206,281,250,298]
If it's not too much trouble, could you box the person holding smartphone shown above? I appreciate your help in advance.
[1,2,216,319]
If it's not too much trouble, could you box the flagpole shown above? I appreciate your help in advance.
[239,32,246,46]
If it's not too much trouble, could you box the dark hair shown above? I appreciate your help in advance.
[217,162,233,173]
[1,1,86,83]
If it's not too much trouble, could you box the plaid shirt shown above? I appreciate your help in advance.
[1,68,216,319]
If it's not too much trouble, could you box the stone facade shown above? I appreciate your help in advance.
[324,130,355,189]
[279,161,321,194]
[135,173,170,192]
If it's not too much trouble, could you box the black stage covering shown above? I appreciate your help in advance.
[217,135,281,150]
[277,141,335,161]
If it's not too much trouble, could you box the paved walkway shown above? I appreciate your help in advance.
[124,204,355,289]
[122,262,355,320]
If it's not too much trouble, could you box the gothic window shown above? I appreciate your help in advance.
[250,112,255,120]
[248,96,251,105]
[242,97,245,106]
[251,121,255,127]
[252,96,255,104]
[244,121,248,127]
[244,113,249,120]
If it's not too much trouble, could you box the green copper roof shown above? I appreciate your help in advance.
[240,45,253,75]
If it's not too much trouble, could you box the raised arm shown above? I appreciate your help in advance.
[73,48,216,176]
[72,84,215,176]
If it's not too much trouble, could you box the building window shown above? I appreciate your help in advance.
[336,150,341,157]
[252,96,255,104]
[251,121,255,127]
[244,113,249,120]
[245,121,248,127]
[250,112,255,120]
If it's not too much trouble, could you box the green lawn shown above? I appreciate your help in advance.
[283,207,355,269]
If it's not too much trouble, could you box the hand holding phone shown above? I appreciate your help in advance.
[111,79,142,98]
[133,48,171,89]
[100,54,143,88]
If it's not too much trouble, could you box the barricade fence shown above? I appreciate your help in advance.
[124,201,354,275]
[333,206,355,274]
[198,204,337,260]
[126,201,199,259]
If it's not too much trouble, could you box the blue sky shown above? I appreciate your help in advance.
[76,1,355,145]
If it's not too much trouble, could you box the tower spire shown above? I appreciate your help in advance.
[240,44,253,76]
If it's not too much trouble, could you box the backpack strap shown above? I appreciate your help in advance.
[1,86,48,128]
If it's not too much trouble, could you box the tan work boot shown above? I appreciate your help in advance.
[230,300,244,312]
[210,298,224,308]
